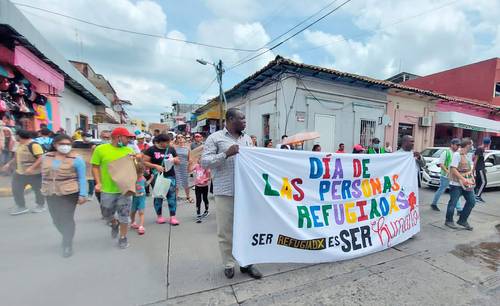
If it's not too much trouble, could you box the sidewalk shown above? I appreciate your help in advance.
[0,187,499,305]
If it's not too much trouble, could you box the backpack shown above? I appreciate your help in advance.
[28,141,46,157]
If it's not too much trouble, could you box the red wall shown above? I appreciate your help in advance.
[404,58,500,105]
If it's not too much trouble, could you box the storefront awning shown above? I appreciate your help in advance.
[196,103,222,121]
[13,45,64,91]
[436,111,500,133]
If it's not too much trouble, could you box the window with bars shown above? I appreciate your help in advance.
[360,119,376,148]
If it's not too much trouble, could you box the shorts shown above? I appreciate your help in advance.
[100,193,132,224]
[132,196,146,212]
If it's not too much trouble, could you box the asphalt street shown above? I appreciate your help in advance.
[0,181,499,306]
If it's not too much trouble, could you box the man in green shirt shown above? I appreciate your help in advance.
[91,127,134,249]
[367,138,386,154]
[430,138,461,211]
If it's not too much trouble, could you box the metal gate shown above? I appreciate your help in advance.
[360,119,376,148]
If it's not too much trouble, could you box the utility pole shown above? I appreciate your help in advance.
[197,59,227,130]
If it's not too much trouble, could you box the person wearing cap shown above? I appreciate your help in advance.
[144,134,153,147]
[367,138,386,154]
[91,127,135,249]
[136,133,150,152]
[352,144,365,153]
[127,133,141,155]
[191,133,204,150]
[473,136,491,203]
[430,138,461,211]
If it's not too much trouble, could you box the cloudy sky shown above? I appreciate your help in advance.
[15,0,500,123]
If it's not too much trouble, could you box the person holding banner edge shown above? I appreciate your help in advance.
[201,108,262,280]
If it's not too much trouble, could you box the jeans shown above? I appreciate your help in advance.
[446,185,476,223]
[431,176,463,209]
[12,172,44,208]
[47,193,78,247]
[152,176,177,216]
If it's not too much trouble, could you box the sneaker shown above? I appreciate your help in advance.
[31,205,46,213]
[111,222,119,239]
[430,205,440,212]
[169,216,180,226]
[202,210,210,218]
[130,223,139,229]
[475,196,485,203]
[196,214,202,223]
[118,237,129,249]
[457,221,473,231]
[156,216,167,224]
[137,226,145,235]
[445,221,458,229]
[10,206,29,216]
[62,246,73,258]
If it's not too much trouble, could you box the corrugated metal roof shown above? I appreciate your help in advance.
[216,55,499,113]
[0,0,111,107]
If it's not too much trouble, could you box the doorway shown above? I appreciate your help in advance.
[314,114,335,152]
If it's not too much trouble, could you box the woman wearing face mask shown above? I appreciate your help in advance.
[41,134,88,257]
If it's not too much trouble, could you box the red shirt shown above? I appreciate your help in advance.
[335,149,345,153]
[137,143,150,152]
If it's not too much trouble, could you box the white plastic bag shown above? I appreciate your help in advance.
[152,175,171,198]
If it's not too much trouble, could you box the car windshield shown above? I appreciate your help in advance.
[421,148,444,158]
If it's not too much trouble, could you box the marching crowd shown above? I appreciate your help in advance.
[0,107,492,280]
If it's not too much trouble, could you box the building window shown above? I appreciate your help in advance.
[495,83,500,97]
[79,114,88,131]
[360,119,376,148]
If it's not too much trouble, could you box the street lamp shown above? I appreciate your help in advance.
[197,58,227,130]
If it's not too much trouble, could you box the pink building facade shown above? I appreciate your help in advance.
[0,44,63,131]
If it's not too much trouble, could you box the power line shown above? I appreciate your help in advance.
[263,0,341,49]
[194,77,217,105]
[228,0,353,70]
[232,0,341,71]
[298,0,461,53]
[20,8,200,63]
[13,2,258,52]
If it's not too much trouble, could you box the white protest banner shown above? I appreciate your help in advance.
[234,147,420,266]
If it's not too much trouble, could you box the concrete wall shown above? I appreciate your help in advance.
[58,85,97,135]
[228,75,388,152]
[385,93,436,152]
[404,58,500,106]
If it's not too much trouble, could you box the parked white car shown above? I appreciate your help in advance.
[422,149,500,188]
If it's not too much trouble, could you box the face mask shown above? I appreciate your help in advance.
[101,140,110,144]
[57,145,72,154]
[373,143,380,149]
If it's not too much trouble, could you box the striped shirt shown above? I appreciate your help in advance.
[201,128,252,196]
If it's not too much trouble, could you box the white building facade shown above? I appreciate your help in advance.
[224,56,389,152]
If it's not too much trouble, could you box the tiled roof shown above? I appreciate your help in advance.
[215,55,499,112]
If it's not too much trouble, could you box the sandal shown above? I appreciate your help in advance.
[186,197,194,204]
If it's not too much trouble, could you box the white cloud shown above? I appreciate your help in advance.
[302,0,496,78]
[109,75,184,123]
[204,0,264,21]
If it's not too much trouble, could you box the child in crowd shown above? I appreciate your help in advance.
[130,162,151,235]
[190,158,211,223]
